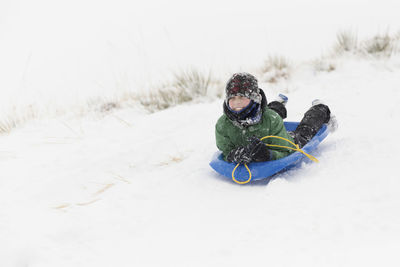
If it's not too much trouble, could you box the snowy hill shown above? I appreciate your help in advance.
[2,0,400,266]
[1,53,400,266]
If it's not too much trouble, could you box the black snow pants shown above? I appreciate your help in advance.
[268,102,331,148]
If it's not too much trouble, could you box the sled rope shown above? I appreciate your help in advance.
[232,163,252,184]
[232,136,319,184]
[261,136,319,163]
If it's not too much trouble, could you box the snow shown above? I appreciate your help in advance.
[2,56,400,266]
[2,0,400,266]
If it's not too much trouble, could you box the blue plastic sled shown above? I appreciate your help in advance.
[209,121,330,183]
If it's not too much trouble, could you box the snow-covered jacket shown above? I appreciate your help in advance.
[215,107,295,161]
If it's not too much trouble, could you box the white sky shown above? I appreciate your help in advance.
[0,0,400,96]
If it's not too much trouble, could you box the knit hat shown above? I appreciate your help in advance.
[225,73,262,104]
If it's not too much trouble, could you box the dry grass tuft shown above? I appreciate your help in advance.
[314,30,400,73]
[140,68,218,112]
[260,56,292,83]
[361,33,397,58]
[335,30,358,53]
[0,105,38,134]
[332,30,399,58]
[312,57,337,72]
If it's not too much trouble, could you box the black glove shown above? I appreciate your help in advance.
[227,145,252,164]
[246,136,271,162]
[227,137,271,164]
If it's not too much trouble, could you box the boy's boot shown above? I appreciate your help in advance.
[268,94,288,119]
[312,99,338,132]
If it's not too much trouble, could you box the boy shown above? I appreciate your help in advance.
[215,72,332,164]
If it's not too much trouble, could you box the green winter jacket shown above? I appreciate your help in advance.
[215,107,295,161]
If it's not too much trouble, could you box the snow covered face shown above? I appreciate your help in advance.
[228,95,251,111]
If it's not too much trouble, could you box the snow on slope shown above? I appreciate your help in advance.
[1,54,400,267]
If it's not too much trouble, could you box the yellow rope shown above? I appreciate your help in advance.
[232,163,252,184]
[261,136,319,163]
[232,135,319,184]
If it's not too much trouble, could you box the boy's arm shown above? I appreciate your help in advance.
[268,114,295,160]
[215,121,235,161]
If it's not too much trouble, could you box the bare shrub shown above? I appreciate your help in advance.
[0,105,38,134]
[327,30,400,61]
[335,31,358,53]
[99,102,119,113]
[260,56,291,83]
[312,57,337,72]
[362,33,396,58]
[172,68,211,97]
[140,68,217,112]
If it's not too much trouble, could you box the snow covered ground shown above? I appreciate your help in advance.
[2,0,400,266]
[1,55,400,266]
